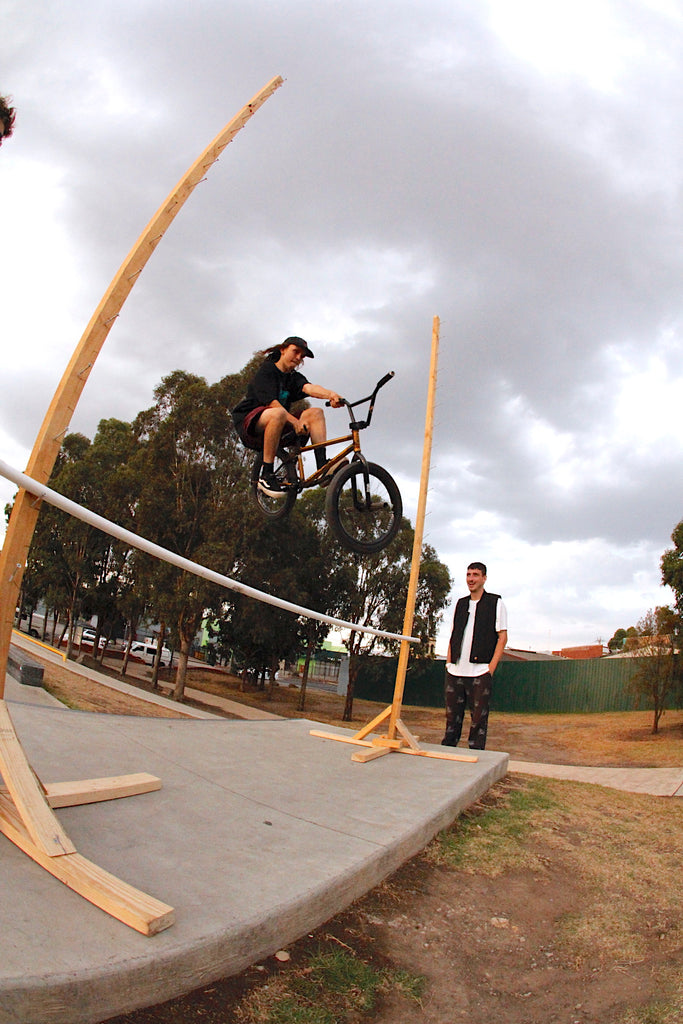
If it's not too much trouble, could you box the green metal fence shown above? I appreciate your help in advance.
[354,655,666,713]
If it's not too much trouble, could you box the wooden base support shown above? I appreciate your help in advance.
[0,700,173,934]
[0,700,74,855]
[0,790,174,935]
[309,722,479,765]
[2,772,162,809]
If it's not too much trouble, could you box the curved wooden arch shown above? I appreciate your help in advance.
[0,77,283,933]
[0,75,283,696]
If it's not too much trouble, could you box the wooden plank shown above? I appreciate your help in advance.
[351,745,391,763]
[29,772,160,808]
[0,791,174,935]
[370,737,403,749]
[309,729,375,747]
[351,706,391,742]
[0,701,75,855]
[396,747,479,763]
[395,719,421,751]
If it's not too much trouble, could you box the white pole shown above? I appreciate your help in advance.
[0,458,418,645]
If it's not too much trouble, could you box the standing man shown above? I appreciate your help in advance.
[442,562,507,750]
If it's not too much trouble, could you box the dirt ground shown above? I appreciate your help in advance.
[21,655,683,1024]
[101,772,683,1024]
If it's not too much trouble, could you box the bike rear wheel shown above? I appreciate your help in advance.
[325,461,402,554]
[251,451,298,520]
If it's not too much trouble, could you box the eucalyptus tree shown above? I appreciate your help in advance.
[662,520,683,615]
[23,433,108,657]
[214,489,357,704]
[338,524,452,721]
[131,370,251,699]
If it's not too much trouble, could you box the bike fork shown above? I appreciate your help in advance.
[350,453,372,509]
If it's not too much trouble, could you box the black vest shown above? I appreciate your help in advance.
[449,591,501,665]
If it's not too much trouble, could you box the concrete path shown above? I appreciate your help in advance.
[509,759,683,796]
[9,631,279,720]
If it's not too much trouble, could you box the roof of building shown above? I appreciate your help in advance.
[502,648,567,662]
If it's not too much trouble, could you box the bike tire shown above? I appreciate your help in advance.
[325,461,402,554]
[251,451,298,521]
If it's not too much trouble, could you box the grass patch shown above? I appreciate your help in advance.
[618,979,683,1024]
[427,775,683,970]
[234,944,424,1024]
[427,776,561,875]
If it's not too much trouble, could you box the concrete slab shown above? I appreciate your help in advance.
[0,701,507,1024]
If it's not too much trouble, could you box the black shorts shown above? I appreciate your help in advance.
[238,406,298,451]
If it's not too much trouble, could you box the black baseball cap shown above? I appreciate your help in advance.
[283,336,314,358]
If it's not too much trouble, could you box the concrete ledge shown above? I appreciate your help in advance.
[7,645,44,687]
[0,704,507,1024]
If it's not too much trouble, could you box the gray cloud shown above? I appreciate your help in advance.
[2,0,683,652]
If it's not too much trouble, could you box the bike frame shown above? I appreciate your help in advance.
[283,372,394,492]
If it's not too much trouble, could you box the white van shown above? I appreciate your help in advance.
[130,641,172,667]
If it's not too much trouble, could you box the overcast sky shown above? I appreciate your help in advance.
[2,0,683,655]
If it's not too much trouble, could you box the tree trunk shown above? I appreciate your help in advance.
[173,633,191,701]
[65,605,76,661]
[120,621,135,677]
[151,621,165,689]
[97,624,111,664]
[342,653,359,722]
[297,639,314,713]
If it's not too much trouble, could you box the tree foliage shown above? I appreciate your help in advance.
[661,520,683,615]
[131,370,250,699]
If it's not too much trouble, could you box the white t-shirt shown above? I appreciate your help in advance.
[446,596,508,677]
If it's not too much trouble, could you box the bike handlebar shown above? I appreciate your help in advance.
[325,371,395,430]
[376,371,395,390]
[325,370,395,407]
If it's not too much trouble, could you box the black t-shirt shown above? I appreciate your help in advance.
[232,355,309,430]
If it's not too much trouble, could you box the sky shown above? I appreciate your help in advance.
[2,0,683,656]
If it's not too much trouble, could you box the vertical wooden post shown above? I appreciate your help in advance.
[387,316,440,738]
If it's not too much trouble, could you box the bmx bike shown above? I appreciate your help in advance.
[251,372,403,555]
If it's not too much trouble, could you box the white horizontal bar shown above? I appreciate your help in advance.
[0,458,417,644]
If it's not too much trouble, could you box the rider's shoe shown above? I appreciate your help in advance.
[318,459,349,487]
[258,471,291,498]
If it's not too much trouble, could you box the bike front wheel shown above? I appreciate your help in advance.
[325,461,402,554]
[251,452,298,520]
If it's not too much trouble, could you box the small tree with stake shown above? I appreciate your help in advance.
[626,607,683,733]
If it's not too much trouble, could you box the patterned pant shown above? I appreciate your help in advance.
[443,671,492,750]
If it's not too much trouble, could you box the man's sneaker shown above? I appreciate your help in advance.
[317,458,349,487]
[258,471,291,498]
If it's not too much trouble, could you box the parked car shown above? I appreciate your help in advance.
[81,629,108,648]
[130,641,172,667]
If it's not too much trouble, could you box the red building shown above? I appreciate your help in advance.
[551,644,605,660]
